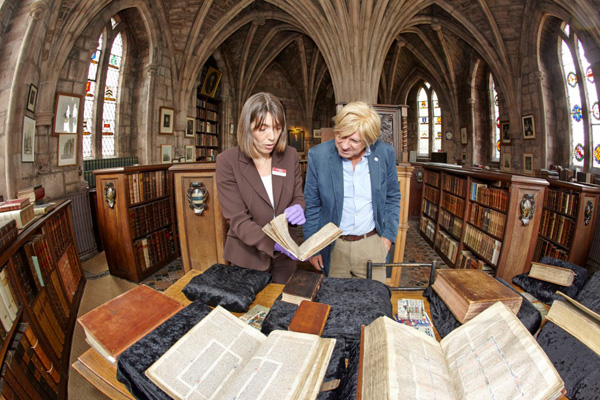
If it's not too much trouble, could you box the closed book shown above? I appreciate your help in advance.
[432,269,522,323]
[281,269,324,305]
[0,203,35,229]
[0,198,30,212]
[528,262,576,286]
[288,300,331,336]
[0,219,17,253]
[77,285,183,364]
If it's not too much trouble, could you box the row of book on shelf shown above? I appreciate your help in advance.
[443,173,468,197]
[195,133,218,147]
[195,108,218,121]
[468,202,506,238]
[127,170,169,204]
[441,192,465,217]
[77,266,586,400]
[539,209,575,248]
[544,188,579,216]
[463,224,502,266]
[196,147,218,161]
[470,182,509,211]
[133,228,176,271]
[128,198,171,239]
[196,121,217,134]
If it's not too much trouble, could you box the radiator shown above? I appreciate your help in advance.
[587,209,600,274]
[84,156,138,188]
[64,189,97,258]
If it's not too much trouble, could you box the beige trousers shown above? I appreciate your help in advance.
[329,234,388,282]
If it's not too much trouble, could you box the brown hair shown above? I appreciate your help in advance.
[237,92,287,158]
[333,101,381,147]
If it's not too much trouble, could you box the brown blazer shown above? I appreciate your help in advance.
[216,146,305,271]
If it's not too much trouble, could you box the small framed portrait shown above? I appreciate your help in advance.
[185,145,195,162]
[460,126,468,145]
[200,66,222,98]
[522,115,536,140]
[27,84,38,113]
[53,92,83,135]
[501,151,511,172]
[161,144,173,164]
[229,123,235,135]
[22,116,36,163]
[288,128,305,152]
[159,107,175,135]
[57,133,77,167]
[523,153,534,175]
[501,121,510,144]
[313,129,321,139]
[186,117,195,138]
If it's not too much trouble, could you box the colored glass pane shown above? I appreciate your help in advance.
[572,105,583,122]
[561,39,584,166]
[587,66,594,83]
[497,140,500,152]
[418,87,429,155]
[595,144,600,165]
[574,143,585,162]
[432,91,441,153]
[593,102,599,120]
[491,76,500,161]
[567,72,577,87]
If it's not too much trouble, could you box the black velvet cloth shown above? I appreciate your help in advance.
[512,257,588,305]
[537,322,600,400]
[575,269,600,312]
[422,277,542,338]
[261,277,393,341]
[182,263,272,312]
[116,301,212,400]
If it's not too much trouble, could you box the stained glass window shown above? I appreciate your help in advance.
[102,32,122,157]
[418,87,429,155]
[560,24,599,168]
[83,36,103,159]
[490,75,500,161]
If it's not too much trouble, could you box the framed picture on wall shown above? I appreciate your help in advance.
[186,117,195,137]
[313,129,321,139]
[522,115,536,140]
[185,145,195,162]
[161,144,173,164]
[159,107,174,135]
[22,116,36,163]
[523,153,534,174]
[200,66,222,98]
[460,126,468,145]
[501,151,511,172]
[373,105,401,160]
[288,128,305,152]
[27,84,38,113]
[53,92,83,135]
[57,133,77,167]
[501,121,510,144]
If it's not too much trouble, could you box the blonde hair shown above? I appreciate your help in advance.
[333,101,381,147]
[237,92,287,158]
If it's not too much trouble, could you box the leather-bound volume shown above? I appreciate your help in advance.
[288,300,331,336]
[432,269,522,323]
[281,269,324,305]
[78,285,183,364]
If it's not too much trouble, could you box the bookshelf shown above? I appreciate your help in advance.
[94,164,177,282]
[0,200,85,399]
[418,164,548,280]
[196,94,220,161]
[533,180,600,267]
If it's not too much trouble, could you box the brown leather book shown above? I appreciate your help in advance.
[288,300,331,336]
[432,269,522,323]
[78,285,183,364]
[281,269,324,305]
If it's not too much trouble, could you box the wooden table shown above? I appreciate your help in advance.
[72,270,437,399]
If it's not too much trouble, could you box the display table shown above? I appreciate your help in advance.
[72,269,437,399]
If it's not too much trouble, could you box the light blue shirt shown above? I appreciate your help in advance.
[339,147,376,235]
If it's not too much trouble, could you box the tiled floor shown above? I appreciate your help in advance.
[142,218,446,291]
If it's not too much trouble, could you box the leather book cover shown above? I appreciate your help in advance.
[432,269,522,323]
[288,300,331,336]
[78,285,183,363]
[281,269,324,305]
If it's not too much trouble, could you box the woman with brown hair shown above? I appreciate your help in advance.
[216,92,305,283]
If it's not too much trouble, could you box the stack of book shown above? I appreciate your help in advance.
[16,185,45,205]
[0,198,36,229]
[0,220,18,254]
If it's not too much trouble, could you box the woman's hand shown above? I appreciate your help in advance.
[274,242,299,261]
[284,204,305,225]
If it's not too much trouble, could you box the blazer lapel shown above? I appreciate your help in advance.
[240,152,272,208]
[328,145,344,224]
[271,151,284,213]
[367,143,381,216]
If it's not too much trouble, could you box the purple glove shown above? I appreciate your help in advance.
[284,204,305,225]
[274,242,299,261]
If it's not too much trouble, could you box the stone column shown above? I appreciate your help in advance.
[143,63,158,165]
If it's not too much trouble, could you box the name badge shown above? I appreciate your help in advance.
[272,167,287,177]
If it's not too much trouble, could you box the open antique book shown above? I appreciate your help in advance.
[262,213,342,261]
[358,301,565,400]
[146,305,336,400]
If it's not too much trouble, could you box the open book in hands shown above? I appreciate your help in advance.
[262,214,342,261]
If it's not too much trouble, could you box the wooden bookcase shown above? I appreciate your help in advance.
[94,164,177,283]
[533,180,600,267]
[196,93,220,161]
[0,200,85,399]
[419,164,548,280]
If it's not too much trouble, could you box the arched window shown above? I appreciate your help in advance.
[559,24,600,168]
[490,75,500,161]
[417,82,442,156]
[83,19,123,159]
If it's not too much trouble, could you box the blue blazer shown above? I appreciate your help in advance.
[303,139,401,274]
